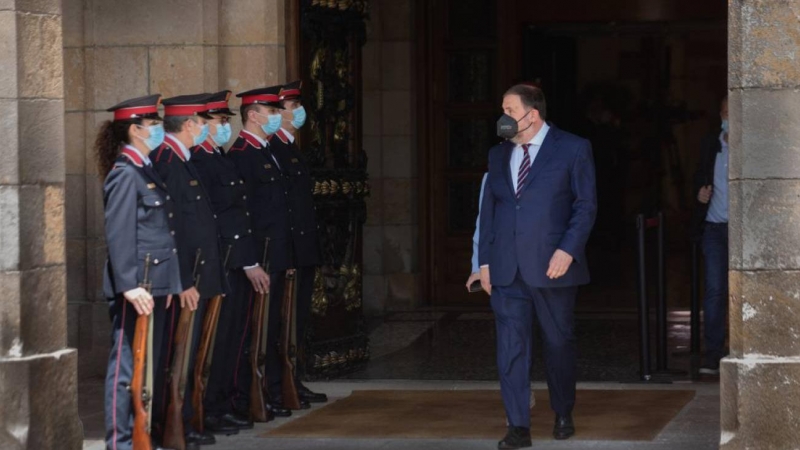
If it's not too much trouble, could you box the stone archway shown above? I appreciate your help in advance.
[0,1,82,449]
[722,1,800,448]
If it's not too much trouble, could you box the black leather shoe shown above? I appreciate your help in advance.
[297,382,328,403]
[204,415,240,435]
[185,430,216,445]
[498,426,532,449]
[221,412,254,429]
[553,414,575,440]
[268,400,293,417]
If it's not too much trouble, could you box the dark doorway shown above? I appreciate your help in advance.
[419,1,727,313]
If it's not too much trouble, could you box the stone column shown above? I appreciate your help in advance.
[723,1,800,448]
[0,1,83,449]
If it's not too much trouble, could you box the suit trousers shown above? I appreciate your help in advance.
[105,296,170,450]
[205,269,252,417]
[492,271,577,427]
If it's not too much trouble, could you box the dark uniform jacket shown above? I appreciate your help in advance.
[227,130,292,273]
[153,135,225,298]
[690,133,723,241]
[190,140,259,270]
[102,147,183,299]
[268,129,322,268]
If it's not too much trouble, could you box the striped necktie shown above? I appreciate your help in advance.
[516,143,531,199]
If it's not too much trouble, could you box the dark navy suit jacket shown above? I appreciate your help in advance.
[478,125,597,288]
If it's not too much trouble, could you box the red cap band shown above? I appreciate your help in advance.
[164,104,207,117]
[114,106,158,121]
[207,101,229,110]
[280,89,301,98]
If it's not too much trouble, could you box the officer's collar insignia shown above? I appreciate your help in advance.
[189,180,199,186]
[291,158,299,163]
[163,135,187,162]
[121,148,144,167]
[264,163,272,169]
[147,183,156,190]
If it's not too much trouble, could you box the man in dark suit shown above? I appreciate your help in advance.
[690,95,729,376]
[479,84,597,449]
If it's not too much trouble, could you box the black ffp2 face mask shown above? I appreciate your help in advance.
[496,109,533,140]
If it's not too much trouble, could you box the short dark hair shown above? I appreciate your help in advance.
[504,84,547,120]
[164,115,191,133]
[240,104,262,125]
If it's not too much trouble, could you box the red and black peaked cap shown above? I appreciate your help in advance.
[107,94,163,122]
[280,80,302,101]
[206,90,237,116]
[162,93,212,118]
[236,86,285,109]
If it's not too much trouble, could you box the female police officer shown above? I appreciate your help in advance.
[96,94,183,450]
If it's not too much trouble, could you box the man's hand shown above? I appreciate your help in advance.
[697,185,713,204]
[547,249,573,280]
[179,287,200,311]
[465,272,481,291]
[480,266,492,296]
[245,265,271,294]
[124,287,154,316]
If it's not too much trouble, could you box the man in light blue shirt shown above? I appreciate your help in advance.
[693,96,729,375]
[467,173,489,288]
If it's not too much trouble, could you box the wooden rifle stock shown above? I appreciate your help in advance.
[190,244,231,432]
[280,269,301,409]
[164,249,202,450]
[250,238,271,422]
[131,254,154,450]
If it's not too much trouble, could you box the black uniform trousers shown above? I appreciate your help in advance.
[205,268,253,416]
[105,296,170,450]
[294,265,315,378]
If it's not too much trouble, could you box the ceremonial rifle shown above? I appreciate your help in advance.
[190,244,232,432]
[280,246,301,409]
[250,238,272,422]
[163,248,202,450]
[131,253,154,450]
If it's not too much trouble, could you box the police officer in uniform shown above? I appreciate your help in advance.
[189,91,271,431]
[227,86,309,416]
[153,94,226,446]
[97,94,183,450]
[269,80,327,404]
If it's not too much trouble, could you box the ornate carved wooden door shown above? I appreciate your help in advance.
[291,0,371,379]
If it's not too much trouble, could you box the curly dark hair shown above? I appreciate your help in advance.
[94,119,142,179]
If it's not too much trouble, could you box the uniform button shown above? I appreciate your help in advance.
[300,231,305,235]
[516,205,521,210]
[170,231,175,236]
[291,227,294,231]
[240,180,244,184]
[155,201,161,206]
[231,181,235,186]
[234,235,240,240]
[246,212,250,216]
[166,195,171,200]
[197,195,201,200]
[153,259,159,264]
[214,214,217,219]
[284,191,288,195]
[271,177,275,181]
[201,260,205,265]
[297,171,301,175]
[289,209,293,213]
[173,248,177,253]
[168,213,173,218]
[248,229,252,234]
[243,195,247,200]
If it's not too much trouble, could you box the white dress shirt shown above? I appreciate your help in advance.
[123,145,152,166]
[280,128,296,143]
[510,122,550,192]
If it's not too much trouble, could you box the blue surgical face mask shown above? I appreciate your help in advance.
[139,124,165,150]
[193,122,209,146]
[256,112,282,136]
[721,119,729,134]
[212,123,232,147]
[291,106,307,129]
